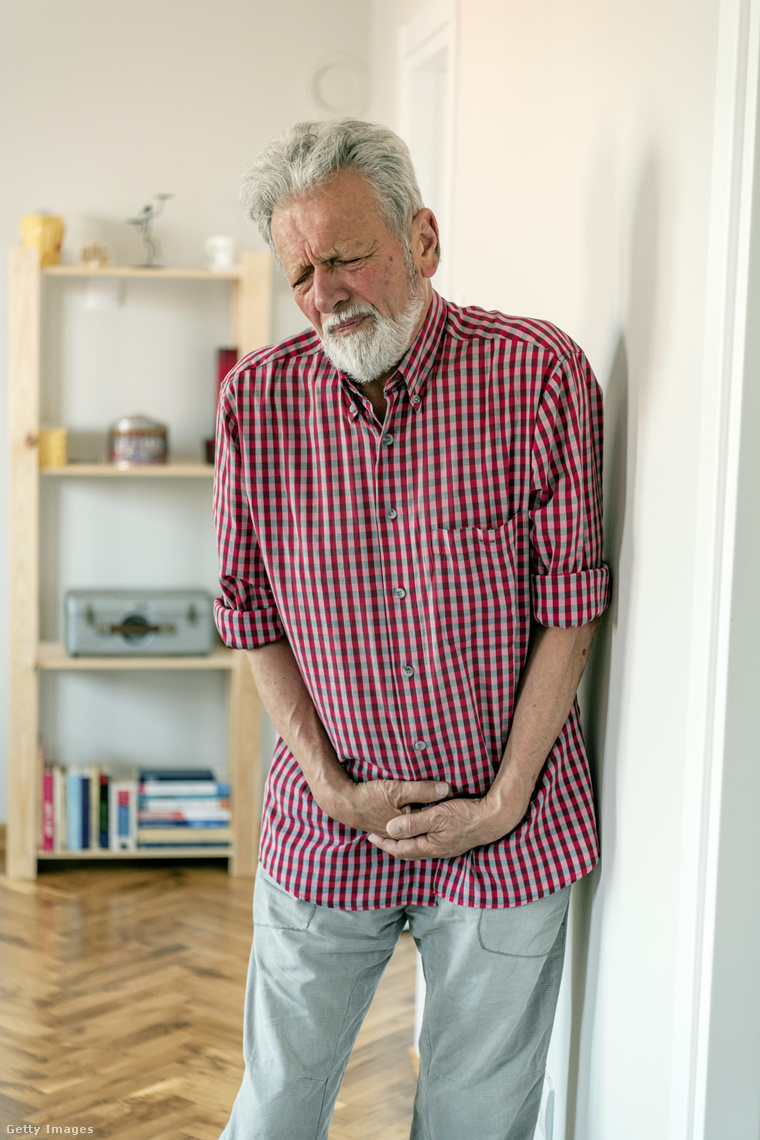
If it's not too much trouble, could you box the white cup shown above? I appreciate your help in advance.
[205,234,237,270]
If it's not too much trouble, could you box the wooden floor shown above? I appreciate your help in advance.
[0,855,418,1140]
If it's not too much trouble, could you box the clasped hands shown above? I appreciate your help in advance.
[322,774,532,860]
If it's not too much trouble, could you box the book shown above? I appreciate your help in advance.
[137,841,231,849]
[66,769,83,852]
[138,803,230,822]
[136,795,230,810]
[136,826,231,845]
[137,818,230,828]
[138,781,230,798]
[109,778,137,851]
[99,773,109,849]
[138,767,215,782]
[40,768,55,852]
[87,765,100,850]
[54,765,66,852]
[81,775,90,849]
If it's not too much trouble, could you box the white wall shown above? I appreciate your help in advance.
[449,4,725,1137]
[0,0,373,816]
[374,0,724,1137]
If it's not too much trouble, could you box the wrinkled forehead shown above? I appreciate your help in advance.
[271,170,398,266]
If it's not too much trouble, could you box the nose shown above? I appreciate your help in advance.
[313,264,350,315]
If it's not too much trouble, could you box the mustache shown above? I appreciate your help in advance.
[322,305,378,336]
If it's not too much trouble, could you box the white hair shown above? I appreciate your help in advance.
[241,118,436,257]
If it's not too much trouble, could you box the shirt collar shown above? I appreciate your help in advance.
[393,289,447,410]
[338,290,448,420]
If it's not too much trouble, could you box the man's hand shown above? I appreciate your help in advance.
[365,779,532,860]
[323,776,451,838]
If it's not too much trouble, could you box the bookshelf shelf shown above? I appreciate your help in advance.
[37,846,233,860]
[43,265,243,280]
[37,642,238,671]
[40,461,214,478]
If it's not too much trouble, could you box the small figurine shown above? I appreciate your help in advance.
[127,193,173,267]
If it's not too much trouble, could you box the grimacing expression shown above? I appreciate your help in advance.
[270,169,440,383]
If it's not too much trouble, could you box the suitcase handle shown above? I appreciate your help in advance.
[85,607,177,642]
[101,621,176,637]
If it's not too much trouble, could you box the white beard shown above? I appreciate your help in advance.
[320,290,426,383]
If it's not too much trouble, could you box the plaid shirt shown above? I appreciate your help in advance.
[214,291,609,909]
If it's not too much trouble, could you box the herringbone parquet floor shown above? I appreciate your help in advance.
[0,855,417,1140]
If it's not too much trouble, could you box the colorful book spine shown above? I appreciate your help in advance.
[66,769,83,852]
[54,766,67,852]
[40,768,55,852]
[138,781,231,798]
[99,773,109,849]
[110,779,137,851]
[87,765,100,850]
[138,818,230,828]
[81,776,90,849]
[136,826,231,846]
[137,801,230,822]
[138,768,215,782]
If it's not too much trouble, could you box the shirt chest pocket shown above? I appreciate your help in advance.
[429,515,525,646]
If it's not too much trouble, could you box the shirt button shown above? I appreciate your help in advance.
[402,664,415,677]
[413,739,427,752]
[411,394,421,405]
[392,587,407,599]
[382,433,394,447]
[385,506,398,520]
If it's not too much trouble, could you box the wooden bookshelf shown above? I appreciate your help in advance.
[7,247,271,879]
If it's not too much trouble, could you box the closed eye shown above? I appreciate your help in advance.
[293,267,313,288]
[291,252,372,289]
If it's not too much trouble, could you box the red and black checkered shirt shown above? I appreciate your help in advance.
[214,291,610,909]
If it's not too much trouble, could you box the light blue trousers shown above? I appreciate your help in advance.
[220,869,570,1140]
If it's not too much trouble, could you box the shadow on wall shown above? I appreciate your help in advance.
[563,149,663,1139]
[564,335,629,1140]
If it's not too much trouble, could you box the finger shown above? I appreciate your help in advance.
[386,807,439,840]
[366,833,436,859]
[393,780,449,808]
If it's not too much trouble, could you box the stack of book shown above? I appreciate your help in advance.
[39,765,232,853]
[137,768,231,849]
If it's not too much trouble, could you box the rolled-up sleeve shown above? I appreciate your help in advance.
[529,349,610,627]
[213,378,285,649]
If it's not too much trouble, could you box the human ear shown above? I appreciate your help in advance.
[411,208,440,278]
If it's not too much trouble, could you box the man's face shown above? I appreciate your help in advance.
[271,169,438,383]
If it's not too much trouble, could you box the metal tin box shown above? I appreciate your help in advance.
[108,414,168,467]
[64,589,215,657]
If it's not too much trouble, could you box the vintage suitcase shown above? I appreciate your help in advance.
[64,589,216,657]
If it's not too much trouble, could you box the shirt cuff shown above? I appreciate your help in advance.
[214,598,285,649]
[531,566,610,628]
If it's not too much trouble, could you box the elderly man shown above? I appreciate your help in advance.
[214,118,609,1140]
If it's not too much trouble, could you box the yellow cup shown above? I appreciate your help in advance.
[20,213,65,267]
[38,427,67,468]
